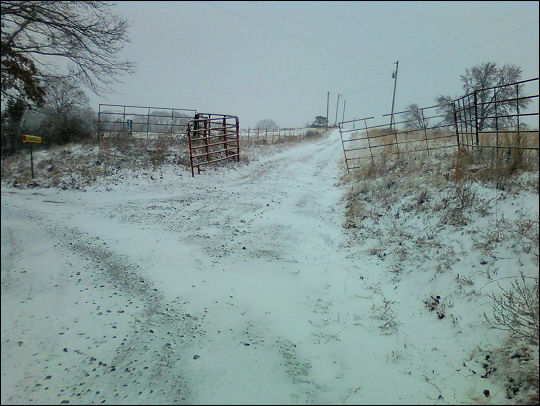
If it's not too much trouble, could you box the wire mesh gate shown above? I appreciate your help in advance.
[187,113,240,176]
[340,77,539,172]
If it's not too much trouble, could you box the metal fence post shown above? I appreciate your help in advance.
[235,116,240,162]
[223,116,228,157]
[97,106,101,143]
[204,117,210,162]
[473,90,479,146]
[515,84,521,144]
[452,102,460,151]
[338,123,349,172]
[364,118,374,165]
[146,107,150,139]
[187,123,194,177]
[421,108,429,154]
[494,89,499,160]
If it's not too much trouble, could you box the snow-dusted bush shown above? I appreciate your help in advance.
[485,273,539,346]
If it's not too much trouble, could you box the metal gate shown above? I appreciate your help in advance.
[187,113,240,176]
[339,77,539,172]
[453,77,539,153]
[97,104,197,140]
[339,104,456,171]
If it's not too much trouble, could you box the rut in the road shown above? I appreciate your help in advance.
[39,219,207,404]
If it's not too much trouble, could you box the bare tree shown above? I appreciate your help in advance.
[460,62,529,131]
[403,103,427,129]
[434,95,455,127]
[37,77,94,144]
[255,119,278,130]
[1,1,135,106]
[436,62,530,131]
[46,76,89,118]
[310,115,328,128]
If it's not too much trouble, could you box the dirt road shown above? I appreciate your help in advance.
[1,130,495,404]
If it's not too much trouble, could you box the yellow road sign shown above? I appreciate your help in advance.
[22,135,42,143]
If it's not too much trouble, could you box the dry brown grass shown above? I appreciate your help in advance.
[364,127,399,155]
[477,130,539,149]
[346,127,457,164]
[452,130,539,191]
[344,125,538,195]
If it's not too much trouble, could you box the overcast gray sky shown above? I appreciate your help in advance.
[91,1,540,128]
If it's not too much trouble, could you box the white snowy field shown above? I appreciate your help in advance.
[1,129,538,404]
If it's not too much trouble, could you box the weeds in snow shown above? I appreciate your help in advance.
[343,143,538,401]
[455,273,475,294]
[371,297,398,335]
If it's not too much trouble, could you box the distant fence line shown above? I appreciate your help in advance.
[97,104,318,145]
[339,78,539,172]
[97,104,197,140]
[239,127,321,144]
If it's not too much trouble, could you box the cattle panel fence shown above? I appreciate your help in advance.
[340,78,539,172]
[97,104,197,140]
[454,78,539,156]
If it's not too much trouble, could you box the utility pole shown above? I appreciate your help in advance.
[342,99,346,123]
[326,91,329,131]
[389,60,399,130]
[334,93,341,127]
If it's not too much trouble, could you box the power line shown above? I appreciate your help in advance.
[255,2,388,70]
[409,18,539,70]
[342,78,393,96]
[457,19,539,53]
[407,3,535,62]
[205,2,537,121]
[344,15,538,123]
[206,2,379,68]
[253,2,537,75]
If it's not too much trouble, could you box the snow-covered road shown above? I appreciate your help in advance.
[2,130,509,404]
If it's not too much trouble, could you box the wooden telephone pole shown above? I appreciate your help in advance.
[334,93,341,127]
[326,91,329,131]
[389,60,399,130]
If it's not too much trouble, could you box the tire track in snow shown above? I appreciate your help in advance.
[24,215,207,404]
[0,225,18,290]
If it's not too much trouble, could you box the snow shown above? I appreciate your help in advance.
[1,129,538,404]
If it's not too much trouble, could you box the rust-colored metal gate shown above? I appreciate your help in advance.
[187,113,240,176]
